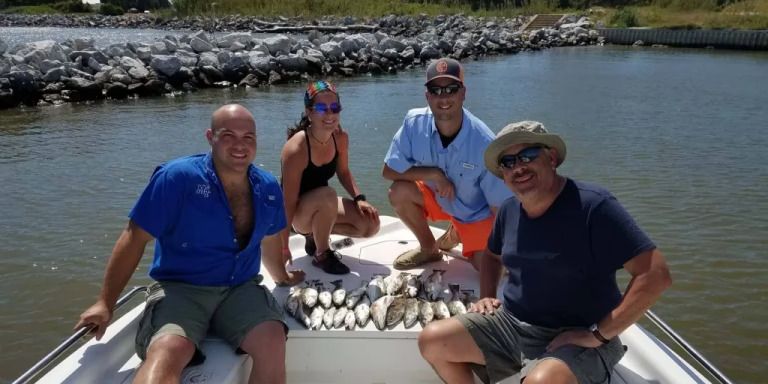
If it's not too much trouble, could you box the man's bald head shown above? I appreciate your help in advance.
[210,104,256,133]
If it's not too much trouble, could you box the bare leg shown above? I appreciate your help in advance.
[292,186,339,257]
[419,318,485,383]
[332,197,380,238]
[239,321,287,384]
[388,181,439,255]
[133,334,195,384]
[522,359,578,384]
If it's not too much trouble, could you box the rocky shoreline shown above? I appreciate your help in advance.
[0,14,600,109]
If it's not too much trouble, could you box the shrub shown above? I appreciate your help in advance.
[100,3,124,15]
[610,7,639,27]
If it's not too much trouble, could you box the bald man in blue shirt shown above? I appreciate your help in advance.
[76,104,304,384]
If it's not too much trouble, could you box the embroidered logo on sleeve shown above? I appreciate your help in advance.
[462,162,476,169]
[196,184,211,198]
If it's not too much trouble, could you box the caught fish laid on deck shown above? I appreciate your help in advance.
[404,273,420,298]
[301,281,319,308]
[317,282,332,309]
[371,295,395,330]
[403,298,419,329]
[418,299,434,326]
[447,284,467,316]
[309,306,325,330]
[424,270,446,301]
[322,307,337,330]
[333,306,349,329]
[355,296,371,327]
[331,279,346,307]
[344,310,357,330]
[367,275,386,303]
[284,287,302,318]
[345,281,367,309]
[386,296,407,328]
[433,300,451,320]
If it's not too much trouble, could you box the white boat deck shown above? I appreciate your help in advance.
[36,216,713,384]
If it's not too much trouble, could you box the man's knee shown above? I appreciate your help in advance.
[145,334,196,367]
[418,321,448,361]
[387,180,417,206]
[363,219,381,237]
[523,359,578,384]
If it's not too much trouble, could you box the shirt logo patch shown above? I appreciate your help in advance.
[267,195,276,201]
[462,162,476,169]
[196,184,211,198]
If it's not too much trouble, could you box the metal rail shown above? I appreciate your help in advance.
[12,285,148,384]
[645,310,734,384]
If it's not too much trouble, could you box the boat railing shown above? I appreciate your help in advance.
[644,310,734,384]
[12,285,149,384]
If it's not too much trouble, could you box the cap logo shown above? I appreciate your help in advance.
[436,60,448,73]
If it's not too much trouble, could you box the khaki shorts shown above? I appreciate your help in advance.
[135,276,287,365]
[457,308,625,384]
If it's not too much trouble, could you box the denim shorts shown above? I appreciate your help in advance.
[135,276,286,365]
[456,308,625,384]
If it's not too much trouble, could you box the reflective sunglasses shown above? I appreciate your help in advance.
[427,83,463,96]
[311,102,342,114]
[498,146,545,169]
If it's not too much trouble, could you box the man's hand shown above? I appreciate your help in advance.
[434,171,456,200]
[468,297,501,315]
[74,300,112,340]
[277,270,306,287]
[282,247,293,265]
[546,329,603,352]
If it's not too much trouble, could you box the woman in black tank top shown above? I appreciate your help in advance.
[279,80,381,275]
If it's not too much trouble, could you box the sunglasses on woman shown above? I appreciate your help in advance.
[499,146,545,169]
[427,83,463,96]
[311,102,342,114]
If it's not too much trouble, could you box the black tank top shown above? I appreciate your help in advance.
[298,131,338,196]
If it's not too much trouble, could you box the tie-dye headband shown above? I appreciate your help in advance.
[304,80,339,107]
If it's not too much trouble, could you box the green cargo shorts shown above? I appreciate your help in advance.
[135,276,287,365]
[457,308,625,384]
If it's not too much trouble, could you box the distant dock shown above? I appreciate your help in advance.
[598,28,768,50]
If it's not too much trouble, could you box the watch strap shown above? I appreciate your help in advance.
[353,194,366,202]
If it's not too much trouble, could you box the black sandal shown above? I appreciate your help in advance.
[312,249,350,275]
[304,233,316,256]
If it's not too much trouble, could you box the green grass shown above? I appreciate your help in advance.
[592,0,768,29]
[1,5,59,14]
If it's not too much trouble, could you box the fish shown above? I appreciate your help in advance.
[344,310,357,330]
[330,279,346,307]
[367,275,386,303]
[384,273,405,296]
[301,281,319,308]
[333,306,349,329]
[284,286,301,318]
[317,282,332,309]
[425,270,446,301]
[447,284,467,316]
[371,295,395,330]
[403,298,420,329]
[418,299,434,326]
[309,305,325,330]
[433,300,451,320]
[355,295,371,327]
[461,289,478,309]
[322,306,337,330]
[386,296,407,328]
[404,273,420,298]
[295,300,312,329]
[345,281,368,309]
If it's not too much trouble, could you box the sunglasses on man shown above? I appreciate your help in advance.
[427,83,463,96]
[499,146,546,169]
[311,102,343,114]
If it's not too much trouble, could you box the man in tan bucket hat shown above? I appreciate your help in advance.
[419,121,673,384]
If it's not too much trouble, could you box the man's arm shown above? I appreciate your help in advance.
[597,248,672,338]
[547,248,672,351]
[261,233,304,286]
[74,220,152,339]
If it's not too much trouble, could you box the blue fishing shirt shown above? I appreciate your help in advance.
[384,107,512,223]
[129,153,286,286]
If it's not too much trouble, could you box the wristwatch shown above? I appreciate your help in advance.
[589,323,610,344]
[353,194,366,202]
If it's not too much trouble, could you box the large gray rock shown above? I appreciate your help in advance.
[277,55,308,73]
[150,55,182,78]
[174,50,198,68]
[0,39,7,55]
[220,32,252,48]
[120,57,149,80]
[319,42,343,60]
[248,56,273,73]
[72,38,95,51]
[190,37,213,53]
[23,50,47,68]
[106,44,127,58]
[380,38,407,52]
[42,67,65,82]
[163,39,178,53]
[150,42,169,55]
[264,35,292,56]
[198,52,220,68]
[419,45,440,61]
[136,47,152,61]
[110,73,133,85]
[222,55,250,82]
[191,30,210,43]
[0,60,10,76]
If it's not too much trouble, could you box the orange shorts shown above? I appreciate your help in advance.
[416,181,494,257]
